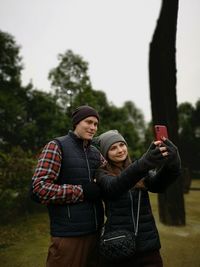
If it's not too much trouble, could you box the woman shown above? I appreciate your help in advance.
[95,130,181,267]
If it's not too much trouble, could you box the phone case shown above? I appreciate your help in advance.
[154,125,168,140]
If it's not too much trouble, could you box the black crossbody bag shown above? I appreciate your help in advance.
[99,190,141,262]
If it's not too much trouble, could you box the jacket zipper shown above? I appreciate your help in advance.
[129,191,136,231]
[84,146,98,230]
[129,190,141,237]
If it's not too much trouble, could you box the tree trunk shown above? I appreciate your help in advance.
[149,0,185,225]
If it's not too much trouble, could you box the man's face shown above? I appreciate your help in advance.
[74,116,98,140]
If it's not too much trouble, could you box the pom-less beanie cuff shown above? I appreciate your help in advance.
[72,105,99,127]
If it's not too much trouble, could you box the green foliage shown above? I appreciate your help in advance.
[0,30,23,85]
[0,30,27,151]
[178,99,200,172]
[0,86,26,149]
[23,86,70,151]
[73,87,110,112]
[0,82,70,153]
[122,101,146,158]
[48,49,92,110]
[0,147,36,223]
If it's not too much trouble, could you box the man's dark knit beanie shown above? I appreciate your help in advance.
[72,105,100,127]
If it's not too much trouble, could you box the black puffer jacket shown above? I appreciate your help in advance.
[103,188,161,252]
[96,164,181,252]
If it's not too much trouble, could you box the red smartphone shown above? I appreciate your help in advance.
[154,125,168,141]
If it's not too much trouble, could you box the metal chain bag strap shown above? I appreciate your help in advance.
[99,190,142,262]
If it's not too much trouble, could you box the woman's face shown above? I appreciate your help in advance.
[107,141,128,163]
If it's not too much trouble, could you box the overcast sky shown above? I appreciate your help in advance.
[0,0,199,122]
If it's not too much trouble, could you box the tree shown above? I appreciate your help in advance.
[23,86,69,152]
[122,101,146,158]
[72,86,110,115]
[0,30,70,153]
[149,0,185,225]
[178,100,200,174]
[0,30,22,85]
[193,100,200,173]
[0,30,25,151]
[48,50,92,111]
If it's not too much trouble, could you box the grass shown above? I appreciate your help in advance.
[150,179,200,267]
[0,180,200,267]
[0,211,50,267]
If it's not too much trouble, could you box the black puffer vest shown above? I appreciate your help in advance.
[48,131,104,237]
[104,189,161,252]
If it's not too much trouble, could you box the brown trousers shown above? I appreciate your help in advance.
[46,233,99,267]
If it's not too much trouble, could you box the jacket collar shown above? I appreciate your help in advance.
[68,130,92,147]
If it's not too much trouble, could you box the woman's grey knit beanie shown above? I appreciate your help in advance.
[96,130,127,158]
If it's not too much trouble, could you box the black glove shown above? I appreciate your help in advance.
[163,139,181,170]
[137,142,167,172]
[82,182,102,201]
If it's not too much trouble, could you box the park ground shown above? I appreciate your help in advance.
[0,180,200,267]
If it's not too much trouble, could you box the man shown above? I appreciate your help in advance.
[31,105,106,267]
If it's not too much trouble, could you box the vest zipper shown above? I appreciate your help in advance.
[84,146,98,230]
[84,146,91,182]
[67,205,71,219]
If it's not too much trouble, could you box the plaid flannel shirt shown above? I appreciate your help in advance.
[32,140,106,205]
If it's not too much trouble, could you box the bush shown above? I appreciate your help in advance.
[0,147,36,223]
